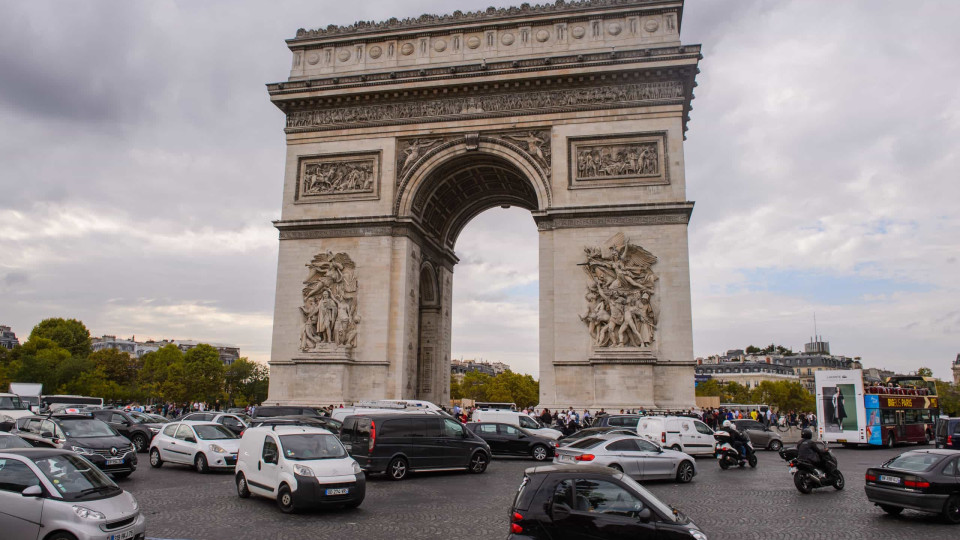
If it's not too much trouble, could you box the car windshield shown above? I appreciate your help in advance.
[279,434,347,460]
[0,396,27,410]
[617,474,686,523]
[0,434,33,449]
[194,424,237,440]
[31,453,121,501]
[128,412,154,424]
[59,419,116,438]
[234,413,251,422]
[885,453,944,473]
[568,437,605,449]
[146,414,170,423]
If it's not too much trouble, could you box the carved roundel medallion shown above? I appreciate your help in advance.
[466,36,481,49]
[368,46,383,59]
[644,19,660,33]
[500,33,515,46]
[535,29,550,43]
[607,22,623,36]
[433,39,447,52]
[337,49,351,62]
[400,43,415,56]
[571,26,586,39]
[306,52,320,65]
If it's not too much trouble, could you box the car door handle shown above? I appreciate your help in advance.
[258,460,262,471]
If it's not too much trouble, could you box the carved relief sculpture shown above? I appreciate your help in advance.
[296,152,380,202]
[299,251,361,352]
[579,233,659,349]
[569,132,668,189]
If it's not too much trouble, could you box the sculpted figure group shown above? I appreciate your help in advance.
[299,251,361,351]
[301,160,375,196]
[577,142,658,180]
[580,234,659,348]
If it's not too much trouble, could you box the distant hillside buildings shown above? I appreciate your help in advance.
[91,335,240,366]
[450,358,510,382]
[0,325,19,350]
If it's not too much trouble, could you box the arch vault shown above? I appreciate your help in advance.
[266,0,701,410]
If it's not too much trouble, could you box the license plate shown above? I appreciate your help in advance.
[110,529,135,540]
[325,488,349,496]
[789,467,796,475]
[879,475,901,484]
[106,458,123,466]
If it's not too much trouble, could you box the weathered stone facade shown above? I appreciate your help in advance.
[266,0,701,410]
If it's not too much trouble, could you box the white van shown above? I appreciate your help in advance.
[330,400,447,423]
[235,425,365,513]
[636,416,716,456]
[471,410,562,440]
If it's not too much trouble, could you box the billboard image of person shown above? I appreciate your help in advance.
[816,370,866,443]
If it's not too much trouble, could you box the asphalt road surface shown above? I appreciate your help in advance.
[123,445,959,540]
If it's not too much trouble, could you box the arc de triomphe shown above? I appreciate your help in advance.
[266,0,700,410]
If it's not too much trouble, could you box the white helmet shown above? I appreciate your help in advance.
[722,420,732,428]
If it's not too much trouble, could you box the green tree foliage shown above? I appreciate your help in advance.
[8,337,72,390]
[28,318,92,358]
[916,367,933,378]
[694,379,722,397]
[224,358,270,407]
[695,378,815,412]
[745,345,761,354]
[452,371,539,408]
[90,349,139,386]
[183,344,225,403]
[935,380,960,416]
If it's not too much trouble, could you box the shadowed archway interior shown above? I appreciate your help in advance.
[412,154,539,249]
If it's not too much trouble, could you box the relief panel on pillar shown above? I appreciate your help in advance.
[298,251,361,359]
[295,151,381,203]
[568,132,668,190]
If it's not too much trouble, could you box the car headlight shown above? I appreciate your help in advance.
[71,446,94,455]
[73,505,106,520]
[294,464,315,477]
[0,414,13,422]
[148,428,159,433]
[209,444,228,454]
[690,530,708,540]
[352,461,362,474]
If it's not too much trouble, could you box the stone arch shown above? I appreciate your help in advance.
[397,138,550,248]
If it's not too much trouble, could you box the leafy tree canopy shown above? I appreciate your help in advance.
[29,318,92,358]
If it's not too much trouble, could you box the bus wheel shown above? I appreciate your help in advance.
[885,433,895,448]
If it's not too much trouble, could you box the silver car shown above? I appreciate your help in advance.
[0,448,146,540]
[553,434,698,483]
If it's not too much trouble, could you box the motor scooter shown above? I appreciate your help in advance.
[714,431,757,469]
[779,445,844,493]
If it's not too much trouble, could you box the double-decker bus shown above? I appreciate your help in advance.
[815,369,938,447]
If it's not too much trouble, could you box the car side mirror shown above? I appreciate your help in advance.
[185,437,197,444]
[636,507,653,522]
[551,503,571,520]
[41,431,53,439]
[21,485,43,497]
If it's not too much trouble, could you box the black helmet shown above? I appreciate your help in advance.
[801,428,813,440]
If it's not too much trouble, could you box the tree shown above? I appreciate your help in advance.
[459,371,491,401]
[721,382,751,404]
[224,358,256,405]
[745,345,761,354]
[449,376,464,400]
[936,380,960,416]
[183,344,224,403]
[28,318,92,358]
[8,337,72,390]
[695,379,722,397]
[90,349,139,386]
[916,367,933,378]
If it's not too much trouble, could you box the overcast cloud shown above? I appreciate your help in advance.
[1,1,957,380]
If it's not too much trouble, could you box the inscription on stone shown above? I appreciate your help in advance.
[296,152,380,202]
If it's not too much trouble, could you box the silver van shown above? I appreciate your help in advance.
[0,448,145,540]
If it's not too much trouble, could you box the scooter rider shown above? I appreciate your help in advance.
[723,420,749,460]
[796,428,835,476]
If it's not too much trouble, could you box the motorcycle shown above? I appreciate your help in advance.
[714,431,757,469]
[779,445,844,494]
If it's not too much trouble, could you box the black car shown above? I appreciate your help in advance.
[507,464,707,539]
[249,415,342,434]
[593,415,642,431]
[935,417,960,450]
[467,422,559,461]
[251,406,322,419]
[865,449,960,523]
[558,427,636,446]
[91,409,164,452]
[13,414,137,478]
[340,413,490,480]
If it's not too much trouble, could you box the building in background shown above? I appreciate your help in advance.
[91,335,137,355]
[0,325,19,350]
[953,354,960,385]
[91,335,240,366]
[451,358,510,383]
[695,361,798,389]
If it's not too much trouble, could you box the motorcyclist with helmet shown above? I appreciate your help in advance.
[722,420,750,461]
[796,428,835,477]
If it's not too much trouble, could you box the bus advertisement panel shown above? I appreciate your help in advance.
[815,370,867,444]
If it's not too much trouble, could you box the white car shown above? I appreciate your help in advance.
[0,393,34,430]
[235,425,365,513]
[635,416,716,456]
[471,410,563,440]
[148,421,241,473]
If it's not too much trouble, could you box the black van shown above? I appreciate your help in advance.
[934,417,960,450]
[340,413,491,480]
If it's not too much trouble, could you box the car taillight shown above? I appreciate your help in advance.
[904,479,930,489]
[575,454,595,462]
[865,473,877,482]
[949,435,954,447]
[661,432,666,443]
[369,421,376,452]
[510,512,524,534]
[510,523,523,534]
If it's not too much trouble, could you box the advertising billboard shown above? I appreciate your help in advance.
[815,369,867,444]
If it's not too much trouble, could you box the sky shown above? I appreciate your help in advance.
[1,1,958,380]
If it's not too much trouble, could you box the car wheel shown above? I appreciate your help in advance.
[768,440,783,452]
[132,433,149,453]
[468,452,488,474]
[387,457,408,481]
[277,484,296,514]
[886,433,895,448]
[609,463,623,473]
[676,461,695,483]
[149,448,163,468]
[236,472,251,499]
[879,504,903,516]
[944,495,960,524]
[670,444,682,452]
[531,445,549,461]
[194,453,209,474]
[112,472,131,480]
[832,471,845,490]
[45,533,78,540]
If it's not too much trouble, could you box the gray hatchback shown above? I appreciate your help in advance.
[0,448,146,540]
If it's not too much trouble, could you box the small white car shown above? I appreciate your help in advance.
[148,421,241,473]
[471,410,563,440]
[635,416,716,456]
[235,425,365,513]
